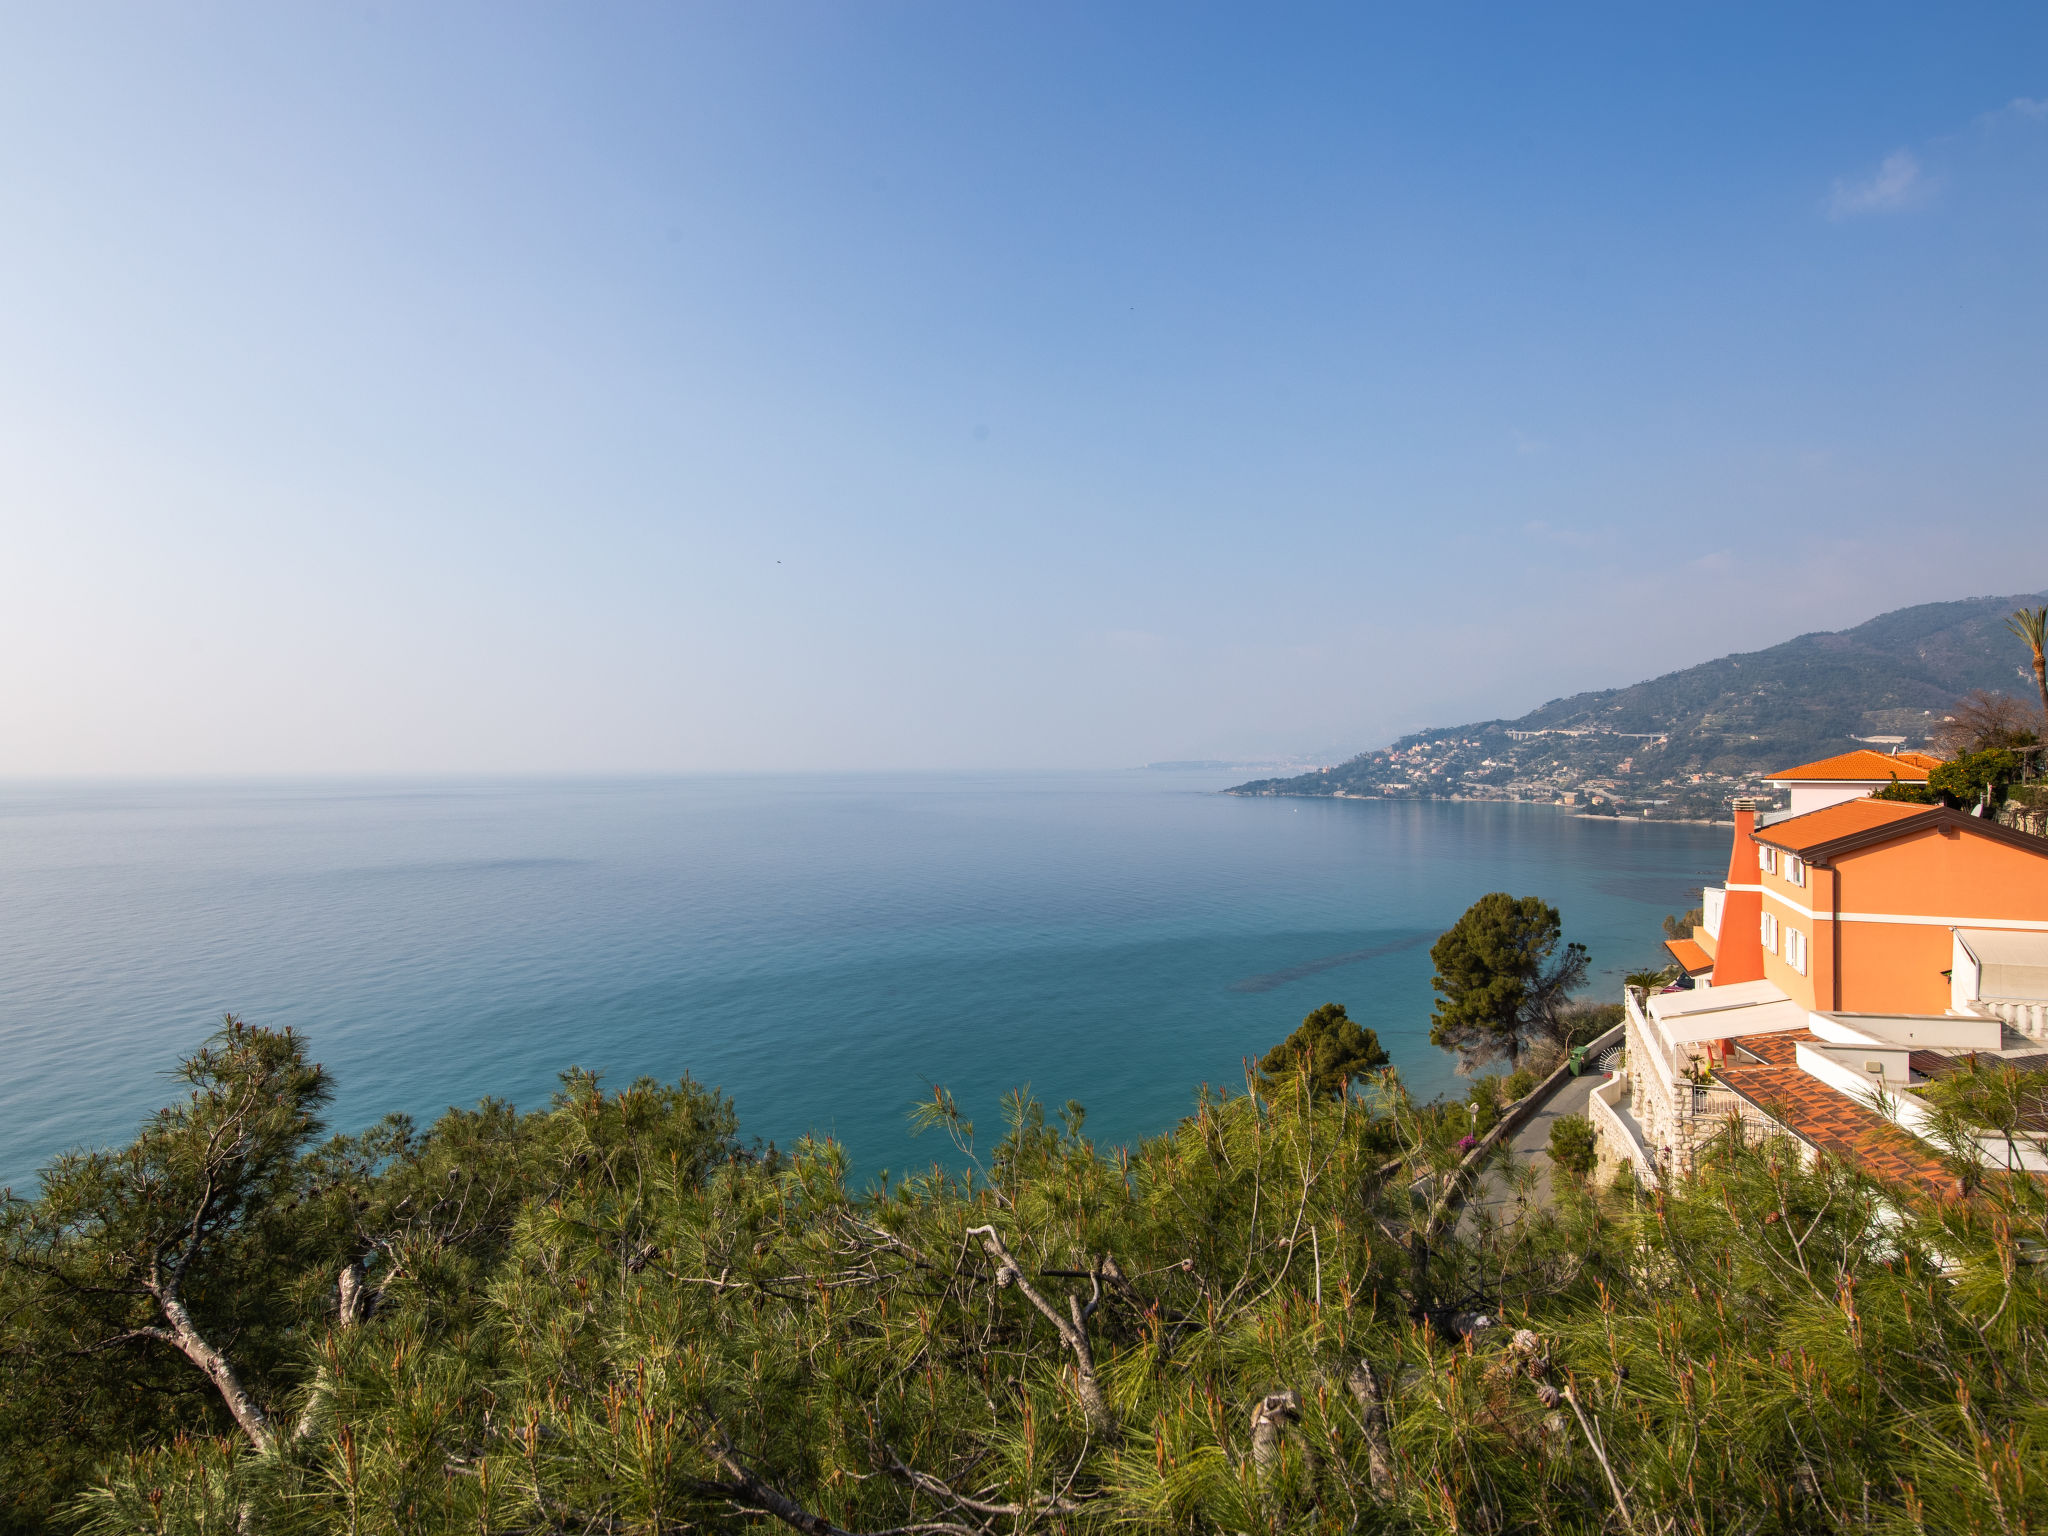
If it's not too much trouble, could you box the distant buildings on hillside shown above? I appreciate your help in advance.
[1234,720,1954,820]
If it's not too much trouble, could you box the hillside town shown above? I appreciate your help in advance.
[1267,722,1788,821]
[1229,591,2042,818]
[1234,721,1944,821]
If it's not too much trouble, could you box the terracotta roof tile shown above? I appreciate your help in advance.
[1753,798,1933,854]
[1908,1050,1949,1080]
[1731,1028,1817,1067]
[1767,749,1939,783]
[1716,1058,1959,1198]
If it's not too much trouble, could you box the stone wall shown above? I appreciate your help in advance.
[1997,790,2048,839]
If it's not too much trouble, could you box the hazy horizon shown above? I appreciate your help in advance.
[4,5,2045,774]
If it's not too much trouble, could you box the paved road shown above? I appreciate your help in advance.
[1464,1067,1607,1216]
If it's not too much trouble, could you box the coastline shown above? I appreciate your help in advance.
[1222,788,1734,826]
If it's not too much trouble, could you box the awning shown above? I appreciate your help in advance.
[1663,937,1713,975]
[1957,928,2048,1001]
[1649,980,1811,1044]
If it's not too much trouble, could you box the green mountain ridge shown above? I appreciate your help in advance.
[1229,590,2047,818]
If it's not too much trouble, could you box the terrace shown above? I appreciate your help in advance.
[1953,928,2048,1044]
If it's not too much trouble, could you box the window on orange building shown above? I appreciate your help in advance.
[1785,926,1807,975]
[1761,911,1778,952]
[1785,853,1805,886]
[1759,846,1778,875]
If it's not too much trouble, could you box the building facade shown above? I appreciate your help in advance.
[1602,761,2048,1188]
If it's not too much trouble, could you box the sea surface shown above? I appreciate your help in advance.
[0,772,1729,1190]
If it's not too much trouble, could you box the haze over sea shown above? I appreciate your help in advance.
[0,772,1725,1190]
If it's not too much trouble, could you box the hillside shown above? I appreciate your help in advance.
[7,1018,2043,1534]
[1229,590,2047,818]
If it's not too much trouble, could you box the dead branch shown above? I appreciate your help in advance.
[1343,1359,1397,1498]
[1512,1331,1636,1533]
[881,1445,1085,1517]
[704,1429,979,1536]
[964,1225,1114,1436]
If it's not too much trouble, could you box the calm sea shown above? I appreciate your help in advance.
[0,772,1727,1190]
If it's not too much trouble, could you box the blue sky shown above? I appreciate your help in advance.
[1,4,2044,772]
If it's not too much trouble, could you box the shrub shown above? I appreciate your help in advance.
[1256,1002,1389,1098]
[1558,999,1624,1046]
[1467,1074,1506,1135]
[19,1020,2048,1536]
[1547,1113,1598,1181]
[1929,748,2024,810]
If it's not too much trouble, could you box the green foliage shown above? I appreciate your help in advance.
[1255,1002,1390,1098]
[70,1436,258,1536]
[1872,772,1940,803]
[1429,893,1590,1070]
[1465,1075,1507,1136]
[8,1022,2048,1536]
[1561,1001,1622,1042]
[1915,1057,2048,1182]
[1502,1066,1537,1102]
[1545,1115,1597,1182]
[0,1017,342,1518]
[1661,906,1703,940]
[1929,747,2025,810]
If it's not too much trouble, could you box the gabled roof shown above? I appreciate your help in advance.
[1753,800,2048,861]
[1767,749,1941,784]
[1752,797,1936,854]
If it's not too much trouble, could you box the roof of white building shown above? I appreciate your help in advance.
[1647,980,1810,1044]
[1765,749,1941,784]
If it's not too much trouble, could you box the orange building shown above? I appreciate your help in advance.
[1748,800,2048,1014]
[1613,761,2048,1187]
[1686,792,2048,1014]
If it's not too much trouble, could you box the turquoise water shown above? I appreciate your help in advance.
[0,772,1727,1189]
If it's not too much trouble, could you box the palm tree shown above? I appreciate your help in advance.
[2007,606,2048,783]
[2009,605,2048,721]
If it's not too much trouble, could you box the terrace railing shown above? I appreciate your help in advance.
[1623,986,1790,1177]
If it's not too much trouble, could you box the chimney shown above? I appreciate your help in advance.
[1713,797,1766,985]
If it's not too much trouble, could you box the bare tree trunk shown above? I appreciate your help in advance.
[1408,1214,1433,1322]
[1343,1360,1397,1498]
[294,1261,375,1443]
[151,1287,275,1455]
[1248,1389,1300,1492]
[966,1226,1114,1437]
[337,1259,370,1329]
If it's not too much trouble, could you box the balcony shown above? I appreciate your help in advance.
[1953,929,2048,1044]
[1623,985,1795,1176]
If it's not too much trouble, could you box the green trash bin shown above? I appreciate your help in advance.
[1568,1045,1589,1077]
